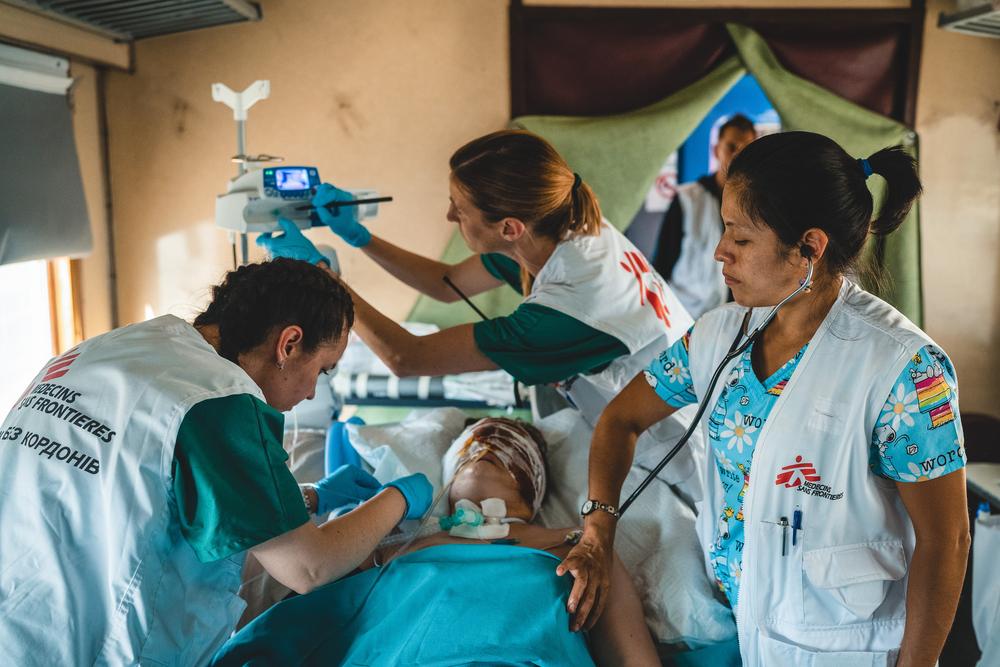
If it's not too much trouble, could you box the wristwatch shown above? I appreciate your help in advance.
[580,499,619,519]
[301,484,317,515]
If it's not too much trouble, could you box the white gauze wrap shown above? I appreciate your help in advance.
[441,418,547,519]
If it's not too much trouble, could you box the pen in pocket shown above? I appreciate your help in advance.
[779,516,789,556]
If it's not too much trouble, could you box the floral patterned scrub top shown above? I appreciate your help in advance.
[645,327,964,609]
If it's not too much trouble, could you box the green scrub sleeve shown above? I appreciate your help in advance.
[473,302,629,386]
[173,394,309,563]
[480,253,523,293]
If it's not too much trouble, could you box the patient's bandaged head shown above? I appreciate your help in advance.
[442,418,547,519]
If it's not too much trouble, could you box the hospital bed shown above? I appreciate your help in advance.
[247,396,737,661]
[234,330,738,662]
[315,327,532,413]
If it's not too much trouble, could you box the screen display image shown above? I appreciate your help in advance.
[275,168,310,191]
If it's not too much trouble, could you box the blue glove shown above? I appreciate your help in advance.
[256,218,329,266]
[382,473,433,520]
[314,464,382,515]
[312,183,372,248]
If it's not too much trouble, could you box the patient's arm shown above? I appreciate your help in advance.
[587,554,660,667]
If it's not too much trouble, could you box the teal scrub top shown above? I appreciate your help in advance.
[172,394,309,563]
[473,253,629,386]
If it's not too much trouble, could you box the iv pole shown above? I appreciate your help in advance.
[211,80,272,267]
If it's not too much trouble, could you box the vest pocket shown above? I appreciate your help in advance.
[805,397,840,434]
[801,541,906,624]
[754,520,804,623]
[759,633,899,666]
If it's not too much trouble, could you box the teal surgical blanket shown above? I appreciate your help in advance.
[213,544,596,666]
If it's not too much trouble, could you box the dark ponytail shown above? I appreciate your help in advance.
[194,258,354,363]
[727,131,922,289]
[865,145,922,237]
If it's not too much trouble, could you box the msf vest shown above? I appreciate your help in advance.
[526,220,702,498]
[689,281,958,666]
[0,315,266,666]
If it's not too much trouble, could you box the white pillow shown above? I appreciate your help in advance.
[281,428,327,484]
[347,407,468,516]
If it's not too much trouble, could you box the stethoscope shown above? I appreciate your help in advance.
[617,257,815,517]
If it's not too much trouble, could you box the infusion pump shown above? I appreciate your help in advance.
[215,166,383,234]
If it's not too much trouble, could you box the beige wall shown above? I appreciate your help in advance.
[105,0,508,324]
[103,0,1000,416]
[70,61,115,339]
[917,0,1000,418]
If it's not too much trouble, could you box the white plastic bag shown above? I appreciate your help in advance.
[973,512,1000,666]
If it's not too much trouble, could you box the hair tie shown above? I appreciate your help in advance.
[571,172,582,192]
[858,158,874,179]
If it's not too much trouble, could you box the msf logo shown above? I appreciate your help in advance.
[774,456,821,488]
[620,250,672,328]
[12,347,80,411]
[41,348,81,382]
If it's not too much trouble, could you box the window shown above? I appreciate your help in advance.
[0,258,80,412]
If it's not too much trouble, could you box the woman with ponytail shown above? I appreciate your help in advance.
[262,130,697,457]
[566,132,968,667]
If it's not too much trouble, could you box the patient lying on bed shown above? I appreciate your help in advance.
[212,418,660,667]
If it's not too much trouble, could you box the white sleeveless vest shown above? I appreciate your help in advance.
[689,281,958,665]
[0,315,267,666]
[668,181,728,319]
[525,221,702,496]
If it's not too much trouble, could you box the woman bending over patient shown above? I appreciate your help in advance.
[212,418,660,667]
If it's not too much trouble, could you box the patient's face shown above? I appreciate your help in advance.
[448,453,533,521]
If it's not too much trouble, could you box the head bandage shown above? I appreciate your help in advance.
[442,418,547,519]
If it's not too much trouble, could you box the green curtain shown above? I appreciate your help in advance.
[409,24,921,326]
[726,24,922,323]
[512,57,746,234]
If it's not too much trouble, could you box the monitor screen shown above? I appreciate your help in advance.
[275,168,310,191]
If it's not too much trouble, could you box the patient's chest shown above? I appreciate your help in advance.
[381,524,579,566]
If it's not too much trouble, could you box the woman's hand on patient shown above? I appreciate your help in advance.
[314,465,382,514]
[381,473,433,520]
[557,524,614,632]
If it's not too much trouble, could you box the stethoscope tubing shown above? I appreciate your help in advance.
[617,315,752,517]
[617,259,814,517]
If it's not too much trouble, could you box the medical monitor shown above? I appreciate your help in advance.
[275,167,310,191]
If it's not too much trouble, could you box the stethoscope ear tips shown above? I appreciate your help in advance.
[798,255,814,292]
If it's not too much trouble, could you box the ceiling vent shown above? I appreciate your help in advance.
[3,0,261,41]
[939,0,1000,38]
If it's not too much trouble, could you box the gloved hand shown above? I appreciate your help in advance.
[382,473,433,520]
[314,464,382,515]
[312,183,372,248]
[256,218,329,266]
